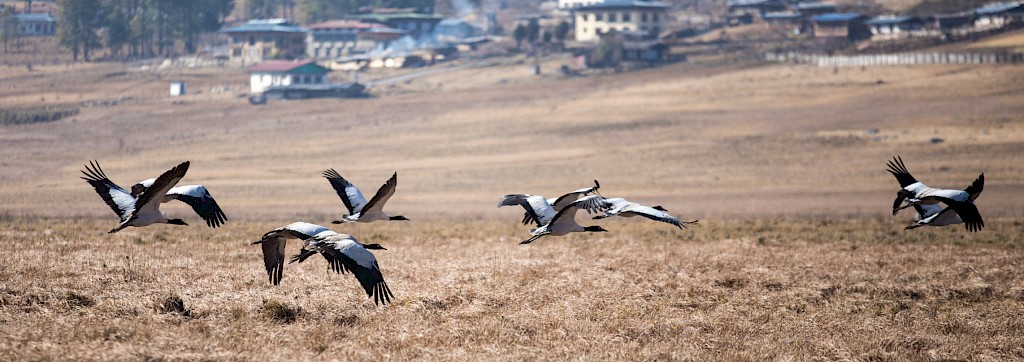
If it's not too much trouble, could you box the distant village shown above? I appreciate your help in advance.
[2,0,1023,99]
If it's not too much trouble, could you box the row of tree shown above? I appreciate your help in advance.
[512,19,571,50]
[57,0,234,61]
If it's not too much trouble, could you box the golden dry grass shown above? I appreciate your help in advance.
[1,51,1024,359]
[1,218,1022,360]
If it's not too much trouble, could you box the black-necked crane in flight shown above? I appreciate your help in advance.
[323,169,408,224]
[520,195,610,244]
[498,180,601,226]
[290,232,394,306]
[886,156,985,232]
[251,222,333,286]
[128,178,227,228]
[81,160,226,233]
[592,197,698,229]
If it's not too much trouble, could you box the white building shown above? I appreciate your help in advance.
[15,13,56,36]
[246,60,329,94]
[574,0,670,42]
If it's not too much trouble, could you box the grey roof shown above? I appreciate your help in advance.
[764,12,803,20]
[796,2,837,11]
[866,15,920,25]
[727,0,770,6]
[221,19,307,33]
[812,13,863,22]
[578,0,669,11]
[14,13,55,23]
[976,2,1023,15]
[439,18,473,26]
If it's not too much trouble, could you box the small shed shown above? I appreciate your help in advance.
[764,12,804,34]
[811,13,870,40]
[246,60,330,94]
[169,81,187,96]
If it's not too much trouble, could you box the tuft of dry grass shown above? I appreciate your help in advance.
[259,299,301,323]
[155,293,191,317]
[0,218,1021,360]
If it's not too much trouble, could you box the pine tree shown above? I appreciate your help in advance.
[57,0,103,61]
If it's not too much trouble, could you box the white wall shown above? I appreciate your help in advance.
[575,9,665,41]
[250,72,293,93]
[249,72,325,93]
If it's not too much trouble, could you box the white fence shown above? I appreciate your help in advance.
[764,52,1024,67]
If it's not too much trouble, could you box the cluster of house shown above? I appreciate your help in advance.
[221,9,492,67]
[729,0,1024,41]
[230,1,677,94]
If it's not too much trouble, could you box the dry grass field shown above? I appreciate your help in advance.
[2,48,1024,359]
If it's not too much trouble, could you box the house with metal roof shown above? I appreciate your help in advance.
[306,20,405,59]
[222,19,308,65]
[974,2,1024,29]
[764,12,805,34]
[726,0,786,25]
[795,2,837,17]
[811,13,870,40]
[348,11,443,41]
[866,15,925,40]
[247,60,328,93]
[573,0,670,42]
[14,13,55,36]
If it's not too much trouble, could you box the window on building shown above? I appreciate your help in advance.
[653,13,660,22]
[248,36,256,45]
[292,75,300,84]
[609,13,616,22]
[581,14,588,21]
[642,13,648,22]
[596,13,603,21]
[623,13,631,22]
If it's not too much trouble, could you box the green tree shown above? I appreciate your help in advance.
[554,20,570,43]
[171,0,234,54]
[542,30,552,44]
[246,0,279,19]
[593,29,623,68]
[297,0,355,24]
[0,6,19,53]
[512,23,526,50]
[104,0,132,58]
[525,18,539,44]
[57,0,103,61]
